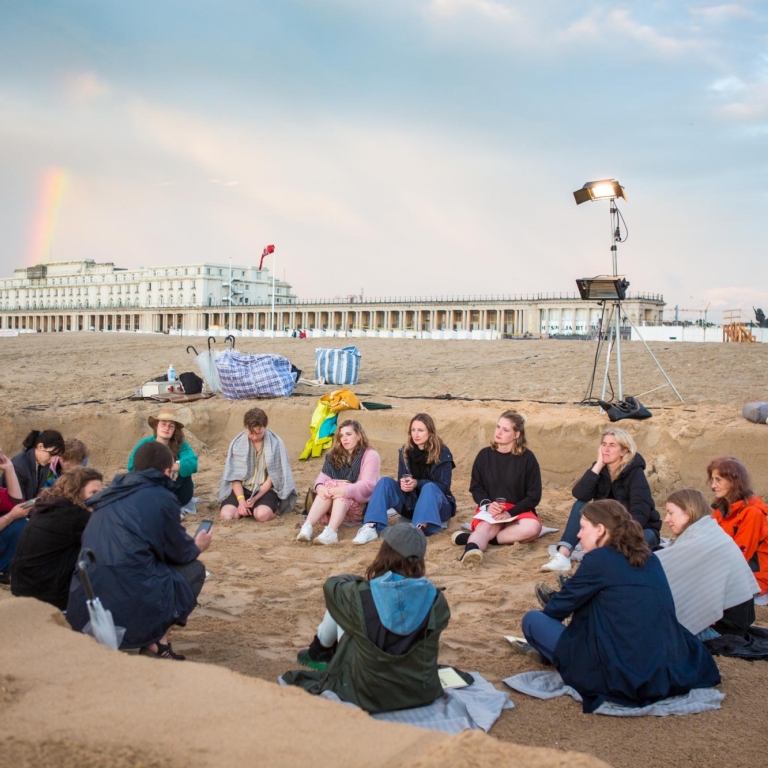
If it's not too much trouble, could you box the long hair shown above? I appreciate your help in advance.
[154,421,185,460]
[706,456,753,514]
[601,428,636,479]
[491,410,527,456]
[21,429,65,456]
[366,540,426,581]
[405,413,444,465]
[582,499,650,568]
[38,467,103,508]
[666,488,711,531]
[326,420,369,469]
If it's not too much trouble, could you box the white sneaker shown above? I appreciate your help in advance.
[353,523,379,545]
[313,526,338,545]
[541,552,572,572]
[296,521,314,542]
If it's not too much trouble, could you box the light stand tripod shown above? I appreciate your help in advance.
[581,200,683,405]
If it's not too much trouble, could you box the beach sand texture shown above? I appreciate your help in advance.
[1,333,767,768]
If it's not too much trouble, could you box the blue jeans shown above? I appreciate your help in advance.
[559,500,660,551]
[0,518,27,571]
[363,478,452,535]
[522,610,565,664]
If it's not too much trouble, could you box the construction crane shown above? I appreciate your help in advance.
[675,302,711,326]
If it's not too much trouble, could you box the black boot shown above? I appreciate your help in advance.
[297,635,337,671]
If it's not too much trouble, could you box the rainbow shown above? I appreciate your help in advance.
[26,168,67,265]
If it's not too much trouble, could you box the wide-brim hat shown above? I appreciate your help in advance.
[148,410,185,430]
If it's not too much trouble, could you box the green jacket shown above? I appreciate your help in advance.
[127,436,198,478]
[283,574,450,713]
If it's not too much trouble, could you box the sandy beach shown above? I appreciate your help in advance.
[1,333,767,768]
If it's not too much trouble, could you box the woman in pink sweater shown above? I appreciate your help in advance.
[297,420,380,546]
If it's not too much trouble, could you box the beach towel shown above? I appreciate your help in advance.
[278,672,512,734]
[218,429,297,513]
[215,350,296,399]
[503,671,724,717]
[655,516,760,635]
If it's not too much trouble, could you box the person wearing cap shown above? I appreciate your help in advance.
[127,410,198,507]
[282,523,450,713]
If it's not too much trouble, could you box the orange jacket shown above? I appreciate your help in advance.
[713,496,768,595]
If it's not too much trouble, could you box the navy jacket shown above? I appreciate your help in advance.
[4,449,47,502]
[572,453,661,534]
[544,546,721,713]
[398,445,456,516]
[66,469,200,649]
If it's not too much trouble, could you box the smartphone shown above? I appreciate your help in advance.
[193,519,213,537]
[22,497,37,509]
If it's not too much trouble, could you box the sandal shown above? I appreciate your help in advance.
[139,641,186,661]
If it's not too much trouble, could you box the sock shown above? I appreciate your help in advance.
[453,532,470,546]
[488,536,499,546]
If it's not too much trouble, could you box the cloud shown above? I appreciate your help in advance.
[691,4,752,21]
[710,76,746,93]
[64,72,111,104]
[425,0,518,22]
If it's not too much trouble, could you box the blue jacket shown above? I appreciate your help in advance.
[544,546,721,713]
[397,445,456,516]
[66,469,200,649]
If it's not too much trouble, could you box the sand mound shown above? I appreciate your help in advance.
[0,596,607,768]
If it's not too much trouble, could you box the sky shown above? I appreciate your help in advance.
[0,1,766,323]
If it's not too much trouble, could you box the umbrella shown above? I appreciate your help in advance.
[187,336,221,394]
[76,549,125,650]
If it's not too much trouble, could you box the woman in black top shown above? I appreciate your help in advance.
[11,466,103,610]
[454,410,542,564]
[6,429,66,502]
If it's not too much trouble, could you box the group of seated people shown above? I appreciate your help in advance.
[1,405,767,715]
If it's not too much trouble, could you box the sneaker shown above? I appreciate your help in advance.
[541,552,571,572]
[296,521,314,542]
[140,642,186,661]
[461,547,483,565]
[535,582,556,608]
[451,531,470,546]
[313,526,338,545]
[352,523,379,545]
[297,635,337,671]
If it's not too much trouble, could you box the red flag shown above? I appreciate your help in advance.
[259,244,275,270]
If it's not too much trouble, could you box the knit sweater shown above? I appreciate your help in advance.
[469,447,542,518]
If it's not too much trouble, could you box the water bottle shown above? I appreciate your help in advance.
[167,364,176,381]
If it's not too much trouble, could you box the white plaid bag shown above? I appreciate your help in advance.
[315,346,361,385]
[215,350,297,399]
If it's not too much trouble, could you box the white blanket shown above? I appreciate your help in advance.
[655,516,759,635]
[504,671,724,717]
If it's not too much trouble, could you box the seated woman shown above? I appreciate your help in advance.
[10,467,104,610]
[128,411,198,507]
[542,428,660,572]
[5,429,65,502]
[219,407,297,521]
[453,410,541,565]
[656,488,759,640]
[353,413,455,545]
[706,456,768,602]
[522,500,721,714]
[282,523,450,713]
[0,448,27,584]
[297,420,379,545]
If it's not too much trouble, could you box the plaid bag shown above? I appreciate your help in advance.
[215,350,297,399]
[315,346,361,385]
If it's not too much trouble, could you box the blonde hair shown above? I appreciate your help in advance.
[491,410,527,456]
[666,488,711,531]
[601,428,636,479]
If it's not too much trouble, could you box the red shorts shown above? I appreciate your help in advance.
[470,504,539,532]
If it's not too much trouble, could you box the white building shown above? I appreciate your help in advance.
[0,259,295,313]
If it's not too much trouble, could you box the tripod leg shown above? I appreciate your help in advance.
[622,313,684,402]
[583,301,608,403]
[615,301,623,401]
[600,305,616,403]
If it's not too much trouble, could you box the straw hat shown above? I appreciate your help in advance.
[148,410,185,430]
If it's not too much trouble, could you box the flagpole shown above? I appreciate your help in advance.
[270,250,277,338]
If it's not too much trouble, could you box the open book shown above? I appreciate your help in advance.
[472,507,521,525]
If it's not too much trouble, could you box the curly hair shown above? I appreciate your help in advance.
[326,420,369,469]
[706,456,753,514]
[39,467,103,508]
[491,410,528,456]
[243,408,268,429]
[405,413,444,465]
[366,540,426,580]
[582,499,651,568]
